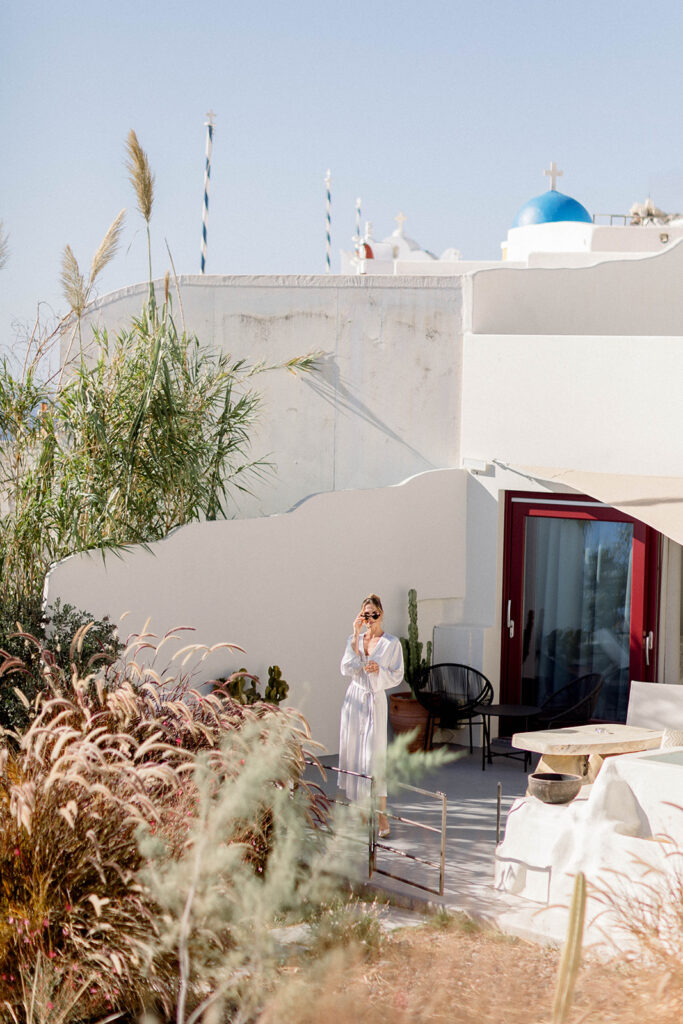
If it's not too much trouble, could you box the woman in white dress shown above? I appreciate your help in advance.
[339,594,404,838]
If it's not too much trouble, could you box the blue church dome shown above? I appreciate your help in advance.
[512,190,592,228]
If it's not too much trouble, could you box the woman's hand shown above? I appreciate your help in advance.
[352,612,364,655]
[366,660,379,674]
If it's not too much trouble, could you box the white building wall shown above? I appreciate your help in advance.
[56,245,683,739]
[460,333,683,478]
[79,275,465,518]
[45,469,468,753]
[470,241,683,336]
[505,221,683,263]
[505,221,596,261]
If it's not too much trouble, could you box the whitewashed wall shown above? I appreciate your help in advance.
[63,246,683,724]
[505,222,683,262]
[46,469,468,753]
[470,241,683,336]
[79,276,464,518]
[460,332,683,478]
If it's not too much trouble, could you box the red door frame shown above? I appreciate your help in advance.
[500,491,661,708]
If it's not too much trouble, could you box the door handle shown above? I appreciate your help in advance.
[644,630,654,666]
[507,600,515,639]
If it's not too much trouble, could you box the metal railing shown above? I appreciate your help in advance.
[592,213,631,225]
[370,782,447,896]
[306,760,447,896]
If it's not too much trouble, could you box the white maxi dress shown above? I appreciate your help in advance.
[338,632,404,801]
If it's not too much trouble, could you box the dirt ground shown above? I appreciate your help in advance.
[261,915,683,1024]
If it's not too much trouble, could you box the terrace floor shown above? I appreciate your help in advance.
[312,745,577,947]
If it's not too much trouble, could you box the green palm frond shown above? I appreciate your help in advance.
[0,287,318,622]
[284,351,321,374]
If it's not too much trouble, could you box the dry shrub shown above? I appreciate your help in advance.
[259,918,683,1024]
[589,842,683,1007]
[0,626,329,1023]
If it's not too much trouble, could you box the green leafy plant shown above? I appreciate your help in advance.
[0,130,317,632]
[399,588,433,696]
[0,600,122,734]
[0,625,330,1023]
[137,727,453,1024]
[0,618,454,1023]
[306,896,382,959]
[427,906,478,932]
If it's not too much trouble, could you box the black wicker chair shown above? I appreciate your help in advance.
[534,672,604,729]
[414,663,494,752]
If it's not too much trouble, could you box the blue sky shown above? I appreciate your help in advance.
[3,0,683,347]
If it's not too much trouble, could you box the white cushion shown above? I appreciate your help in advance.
[660,727,683,749]
[626,680,683,730]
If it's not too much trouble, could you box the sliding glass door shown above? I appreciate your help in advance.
[501,494,659,722]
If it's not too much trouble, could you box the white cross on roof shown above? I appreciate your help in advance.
[394,211,407,234]
[544,161,563,191]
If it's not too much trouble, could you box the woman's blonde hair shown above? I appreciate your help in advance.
[361,593,383,613]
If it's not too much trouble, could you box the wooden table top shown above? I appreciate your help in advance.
[511,722,662,756]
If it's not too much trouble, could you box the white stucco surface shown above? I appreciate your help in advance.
[505,220,683,262]
[461,333,683,478]
[45,468,468,753]
[79,275,464,518]
[470,241,683,335]
[495,747,683,950]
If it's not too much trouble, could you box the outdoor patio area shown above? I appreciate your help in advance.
[311,739,683,952]
[311,746,578,945]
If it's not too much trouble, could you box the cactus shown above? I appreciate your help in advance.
[224,669,261,705]
[219,665,289,705]
[552,871,587,1024]
[264,664,289,705]
[399,588,432,696]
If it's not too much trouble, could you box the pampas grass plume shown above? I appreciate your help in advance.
[60,245,86,317]
[89,208,125,284]
[126,129,155,223]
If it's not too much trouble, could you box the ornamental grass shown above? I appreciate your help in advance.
[0,626,330,1023]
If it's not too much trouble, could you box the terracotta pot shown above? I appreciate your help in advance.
[388,692,430,752]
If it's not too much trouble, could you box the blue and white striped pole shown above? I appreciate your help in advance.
[325,169,332,274]
[355,197,362,251]
[201,110,216,274]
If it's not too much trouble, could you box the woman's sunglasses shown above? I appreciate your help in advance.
[363,612,380,620]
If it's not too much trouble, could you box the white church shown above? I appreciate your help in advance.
[49,164,683,754]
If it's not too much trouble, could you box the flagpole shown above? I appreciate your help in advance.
[325,169,332,274]
[201,110,216,273]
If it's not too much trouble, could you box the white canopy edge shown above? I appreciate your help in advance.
[510,465,683,547]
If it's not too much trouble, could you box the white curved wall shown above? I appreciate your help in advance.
[45,468,468,752]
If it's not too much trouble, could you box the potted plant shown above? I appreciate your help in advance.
[389,589,433,751]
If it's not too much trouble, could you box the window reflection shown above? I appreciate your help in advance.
[521,518,633,721]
